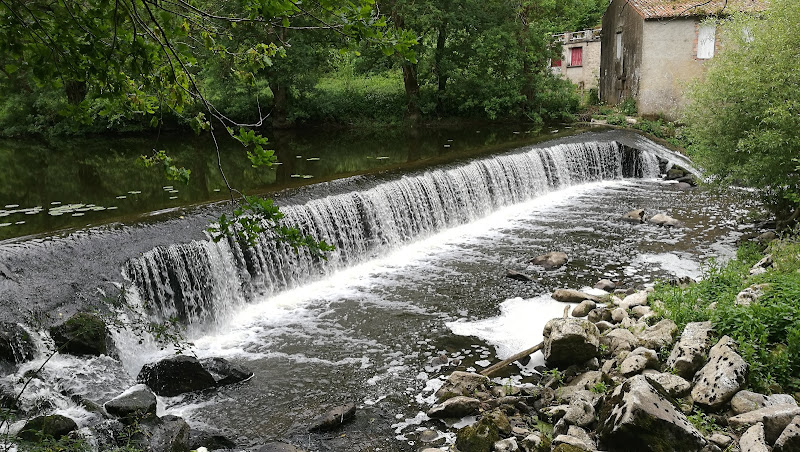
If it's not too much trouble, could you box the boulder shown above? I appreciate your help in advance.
[137,355,216,397]
[494,437,519,452]
[551,289,599,304]
[648,213,682,228]
[455,416,499,452]
[707,432,734,449]
[198,357,254,386]
[644,372,691,398]
[619,347,659,377]
[133,415,191,452]
[520,433,543,451]
[735,284,770,306]
[427,396,481,419]
[621,209,646,223]
[50,312,113,357]
[739,422,770,452]
[611,307,628,323]
[530,251,568,270]
[435,371,490,400]
[563,398,595,427]
[597,375,706,451]
[666,321,714,379]
[104,384,157,423]
[543,318,599,368]
[308,403,356,432]
[773,415,800,452]
[630,306,653,319]
[728,405,800,444]
[0,322,36,369]
[17,414,78,442]
[594,279,617,291]
[691,336,748,410]
[506,269,534,282]
[571,300,596,318]
[189,430,237,451]
[588,307,612,324]
[666,167,687,180]
[601,328,637,355]
[256,442,301,452]
[731,390,798,415]
[620,291,649,309]
[637,319,678,350]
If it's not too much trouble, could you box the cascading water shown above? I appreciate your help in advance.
[123,140,663,329]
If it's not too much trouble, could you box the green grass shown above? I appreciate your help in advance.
[651,237,800,393]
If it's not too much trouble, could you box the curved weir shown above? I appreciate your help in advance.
[124,139,670,327]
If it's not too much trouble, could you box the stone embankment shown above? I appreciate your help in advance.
[425,281,800,452]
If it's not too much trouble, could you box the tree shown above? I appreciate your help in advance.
[683,0,800,226]
[0,0,416,246]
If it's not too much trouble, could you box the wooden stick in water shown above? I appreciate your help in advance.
[480,341,544,377]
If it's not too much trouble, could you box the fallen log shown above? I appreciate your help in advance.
[480,341,544,377]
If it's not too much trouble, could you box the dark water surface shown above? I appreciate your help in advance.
[0,124,577,241]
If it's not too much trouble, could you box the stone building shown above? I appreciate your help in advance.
[599,0,767,119]
[551,28,602,93]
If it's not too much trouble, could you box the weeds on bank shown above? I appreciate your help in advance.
[650,237,800,393]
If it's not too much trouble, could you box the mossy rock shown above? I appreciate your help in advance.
[17,414,78,442]
[553,444,587,452]
[455,417,499,452]
[50,312,112,357]
[0,322,36,367]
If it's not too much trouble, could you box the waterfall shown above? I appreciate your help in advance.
[123,140,665,327]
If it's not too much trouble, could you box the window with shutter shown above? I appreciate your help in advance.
[570,47,583,67]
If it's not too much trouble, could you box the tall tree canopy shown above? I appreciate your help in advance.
[684,0,800,225]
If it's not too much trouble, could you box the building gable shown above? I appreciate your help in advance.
[627,0,767,20]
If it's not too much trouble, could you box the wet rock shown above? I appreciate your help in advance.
[198,357,254,386]
[308,403,356,432]
[50,312,113,357]
[773,415,800,452]
[597,375,706,451]
[543,318,599,368]
[0,322,36,369]
[691,336,748,410]
[189,429,237,451]
[104,384,157,423]
[667,321,714,379]
[728,404,800,444]
[644,372,692,398]
[135,415,191,452]
[648,213,683,227]
[494,437,519,452]
[427,396,481,419]
[621,209,645,223]
[455,416,499,452]
[637,319,678,350]
[571,300,596,318]
[666,166,688,180]
[530,251,569,270]
[435,371,490,400]
[17,414,79,442]
[594,279,616,291]
[506,269,534,282]
[256,442,301,452]
[551,289,599,304]
[88,419,127,451]
[731,390,798,415]
[137,355,216,397]
[619,347,659,377]
[739,422,770,452]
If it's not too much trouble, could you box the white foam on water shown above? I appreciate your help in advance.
[447,295,568,368]
[627,252,703,280]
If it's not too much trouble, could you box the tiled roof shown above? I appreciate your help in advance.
[628,0,768,19]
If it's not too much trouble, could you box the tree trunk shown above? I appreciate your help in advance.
[402,61,420,122]
[434,17,449,116]
[269,80,290,129]
[64,79,87,105]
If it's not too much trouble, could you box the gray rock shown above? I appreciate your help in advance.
[552,433,594,450]
[256,442,301,452]
[597,375,706,451]
[17,414,78,442]
[572,300,596,318]
[563,398,595,427]
[198,357,254,386]
[551,289,599,303]
[0,322,36,369]
[530,251,568,270]
[104,384,157,422]
[602,328,637,355]
[137,355,216,397]
[774,415,800,452]
[739,422,770,452]
[541,404,570,422]
[520,433,542,452]
[667,321,714,379]
[588,307,612,323]
[494,437,519,452]
[756,231,778,244]
[731,390,798,415]
[611,307,628,323]
[595,320,615,333]
[506,269,534,282]
[308,403,356,432]
[630,306,653,319]
[728,404,800,444]
[645,372,692,398]
[619,347,659,377]
[637,319,678,350]
[735,284,770,306]
[543,318,600,367]
[707,432,733,449]
[648,213,683,227]
[691,336,748,410]
[427,396,480,419]
[435,371,490,400]
[621,209,645,223]
[595,279,617,291]
[749,255,773,276]
[135,415,191,452]
[568,371,604,391]
[620,291,649,309]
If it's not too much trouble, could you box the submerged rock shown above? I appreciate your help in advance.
[691,336,747,410]
[597,375,706,451]
[551,289,599,304]
[506,269,534,282]
[137,355,216,397]
[543,318,599,367]
[0,322,36,370]
[198,357,254,386]
[530,251,568,270]
[17,414,78,442]
[50,312,113,357]
[647,213,682,228]
[308,403,356,432]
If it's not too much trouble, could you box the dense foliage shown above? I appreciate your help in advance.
[651,238,800,394]
[684,0,800,223]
